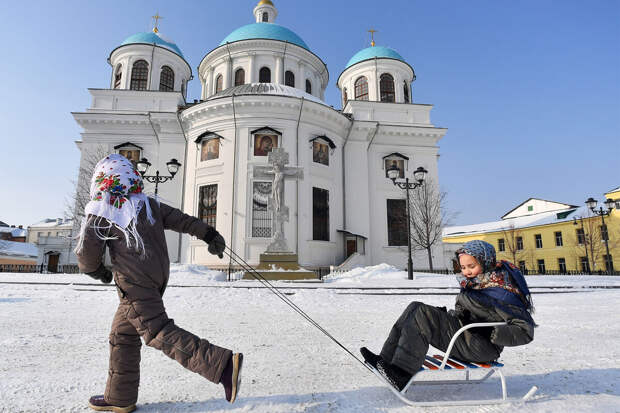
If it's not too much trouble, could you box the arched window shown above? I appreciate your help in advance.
[285,71,295,87]
[130,60,149,91]
[380,73,395,102]
[235,68,245,86]
[113,64,122,89]
[305,79,312,94]
[262,12,269,22]
[354,76,368,100]
[343,88,348,107]
[159,66,174,92]
[259,67,271,83]
[215,74,223,93]
[403,81,410,103]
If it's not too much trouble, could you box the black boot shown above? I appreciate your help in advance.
[88,395,136,412]
[376,360,412,391]
[360,347,382,369]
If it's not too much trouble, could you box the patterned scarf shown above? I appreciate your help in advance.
[75,154,155,256]
[455,240,534,317]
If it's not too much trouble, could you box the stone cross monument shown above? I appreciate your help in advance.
[253,148,303,253]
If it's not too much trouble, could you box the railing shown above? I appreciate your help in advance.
[0,264,81,274]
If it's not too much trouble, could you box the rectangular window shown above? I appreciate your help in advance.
[604,255,613,272]
[537,259,546,274]
[527,205,533,212]
[386,199,407,246]
[558,257,566,273]
[252,182,272,238]
[198,184,218,228]
[576,228,585,244]
[580,256,590,273]
[516,236,523,250]
[518,261,526,273]
[555,231,563,247]
[535,234,543,249]
[600,225,609,241]
[498,238,505,252]
[313,187,329,241]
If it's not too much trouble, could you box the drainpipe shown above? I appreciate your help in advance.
[374,57,379,102]
[176,110,189,263]
[147,112,161,167]
[149,44,156,90]
[295,97,305,255]
[366,122,380,151]
[229,94,239,272]
[341,117,354,229]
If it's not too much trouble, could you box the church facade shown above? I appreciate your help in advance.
[72,0,447,270]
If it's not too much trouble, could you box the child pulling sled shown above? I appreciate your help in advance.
[75,154,243,412]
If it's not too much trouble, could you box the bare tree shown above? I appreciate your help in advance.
[65,145,109,223]
[499,223,530,267]
[407,178,454,270]
[573,211,619,273]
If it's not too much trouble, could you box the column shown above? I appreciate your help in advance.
[275,54,284,85]
[208,68,215,97]
[297,61,304,91]
[249,53,256,83]
[225,57,233,89]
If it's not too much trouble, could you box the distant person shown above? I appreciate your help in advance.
[75,154,243,413]
[360,240,535,390]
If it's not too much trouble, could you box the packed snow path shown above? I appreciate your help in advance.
[1,266,619,412]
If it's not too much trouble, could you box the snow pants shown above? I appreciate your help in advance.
[380,302,501,376]
[104,281,232,406]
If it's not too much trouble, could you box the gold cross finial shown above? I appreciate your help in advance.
[368,29,377,47]
[152,13,163,33]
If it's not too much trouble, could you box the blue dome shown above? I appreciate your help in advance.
[121,32,184,58]
[345,46,405,69]
[220,23,309,50]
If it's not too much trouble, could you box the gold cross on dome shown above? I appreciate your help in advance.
[152,13,163,33]
[368,29,377,47]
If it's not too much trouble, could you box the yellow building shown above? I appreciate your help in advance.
[443,188,620,274]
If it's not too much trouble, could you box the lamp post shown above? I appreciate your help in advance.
[387,165,427,280]
[585,197,615,274]
[136,157,182,195]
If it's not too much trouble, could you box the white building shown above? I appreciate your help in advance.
[72,1,447,269]
[27,218,76,269]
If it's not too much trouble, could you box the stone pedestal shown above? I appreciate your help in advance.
[242,253,318,280]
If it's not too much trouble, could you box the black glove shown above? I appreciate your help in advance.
[86,263,113,284]
[203,228,225,258]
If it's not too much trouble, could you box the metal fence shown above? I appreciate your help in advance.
[0,264,81,274]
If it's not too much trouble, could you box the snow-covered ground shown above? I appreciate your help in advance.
[1,264,619,412]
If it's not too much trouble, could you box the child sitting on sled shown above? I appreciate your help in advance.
[360,240,535,391]
[75,154,243,413]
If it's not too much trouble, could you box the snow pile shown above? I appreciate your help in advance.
[168,263,227,282]
[324,263,407,283]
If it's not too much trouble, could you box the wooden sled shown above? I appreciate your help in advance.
[368,322,538,407]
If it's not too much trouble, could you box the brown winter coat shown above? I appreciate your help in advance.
[77,199,232,406]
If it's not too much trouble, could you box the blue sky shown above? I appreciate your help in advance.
[1,0,618,227]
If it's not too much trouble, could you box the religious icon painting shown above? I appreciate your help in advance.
[254,134,278,156]
[312,141,329,166]
[118,149,140,165]
[385,158,405,178]
[201,138,220,161]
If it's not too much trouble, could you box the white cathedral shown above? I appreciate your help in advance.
[72,0,447,271]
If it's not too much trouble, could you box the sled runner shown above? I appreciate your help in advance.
[368,322,538,407]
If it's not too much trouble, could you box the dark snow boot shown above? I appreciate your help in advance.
[88,395,136,413]
[220,353,244,403]
[376,360,412,391]
[360,347,382,369]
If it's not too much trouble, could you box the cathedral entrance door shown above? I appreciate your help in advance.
[346,238,357,258]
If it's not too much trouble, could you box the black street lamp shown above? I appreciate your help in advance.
[136,157,182,195]
[585,197,615,274]
[387,165,428,280]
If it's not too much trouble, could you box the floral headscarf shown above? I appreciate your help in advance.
[75,154,155,255]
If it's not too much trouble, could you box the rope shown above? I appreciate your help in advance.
[222,245,372,372]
